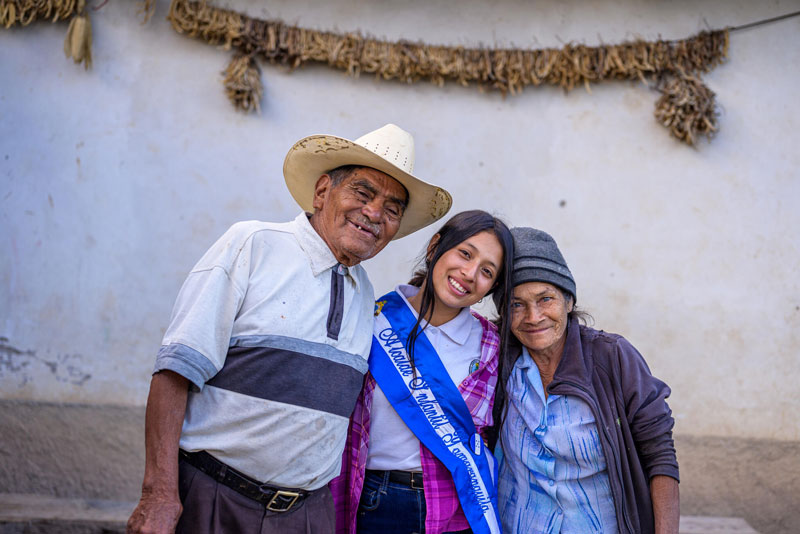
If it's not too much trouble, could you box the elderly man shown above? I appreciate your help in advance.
[127,124,452,534]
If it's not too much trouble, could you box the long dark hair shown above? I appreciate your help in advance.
[405,210,515,409]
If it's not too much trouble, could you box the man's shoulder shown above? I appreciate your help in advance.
[221,219,303,255]
[224,219,295,241]
[192,219,299,273]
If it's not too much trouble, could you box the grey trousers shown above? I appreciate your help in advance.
[176,459,335,534]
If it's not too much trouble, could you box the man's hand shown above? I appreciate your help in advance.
[126,490,182,534]
[127,371,190,534]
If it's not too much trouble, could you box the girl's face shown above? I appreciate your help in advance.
[428,230,504,317]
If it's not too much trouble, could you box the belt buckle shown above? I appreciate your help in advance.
[410,473,423,490]
[266,489,301,512]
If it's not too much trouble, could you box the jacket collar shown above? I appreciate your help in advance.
[549,316,592,391]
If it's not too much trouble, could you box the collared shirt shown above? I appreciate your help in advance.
[329,287,500,534]
[154,212,375,489]
[498,347,618,534]
[366,284,485,471]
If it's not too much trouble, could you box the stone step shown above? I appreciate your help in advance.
[680,515,760,533]
[0,493,760,533]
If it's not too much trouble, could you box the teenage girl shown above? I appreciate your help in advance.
[331,209,514,534]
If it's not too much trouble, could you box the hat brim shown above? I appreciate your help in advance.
[283,134,452,239]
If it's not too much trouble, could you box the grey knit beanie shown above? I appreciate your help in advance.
[509,226,576,302]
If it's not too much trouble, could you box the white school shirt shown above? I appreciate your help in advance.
[366,284,484,471]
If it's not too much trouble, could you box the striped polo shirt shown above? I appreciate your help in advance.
[153,213,375,490]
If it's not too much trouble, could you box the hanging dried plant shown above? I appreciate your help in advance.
[63,10,91,69]
[223,53,263,113]
[1,0,85,27]
[167,0,729,145]
[138,0,155,24]
[654,73,719,145]
[2,0,93,69]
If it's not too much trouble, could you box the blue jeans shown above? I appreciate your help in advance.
[356,470,471,534]
[357,470,425,534]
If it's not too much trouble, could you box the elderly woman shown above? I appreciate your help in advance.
[493,227,679,534]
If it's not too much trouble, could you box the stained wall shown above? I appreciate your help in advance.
[1,0,799,504]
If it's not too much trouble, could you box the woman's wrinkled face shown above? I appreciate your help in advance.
[510,281,572,357]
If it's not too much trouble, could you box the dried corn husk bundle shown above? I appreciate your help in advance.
[1,0,84,27]
[223,53,263,113]
[64,10,91,69]
[169,0,243,49]
[2,0,93,70]
[167,0,729,145]
[654,73,718,145]
[139,0,155,24]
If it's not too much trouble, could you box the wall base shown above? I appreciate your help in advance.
[0,400,796,533]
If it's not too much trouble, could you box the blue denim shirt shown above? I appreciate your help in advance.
[498,347,618,534]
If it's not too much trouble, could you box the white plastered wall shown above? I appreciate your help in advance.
[1,0,799,442]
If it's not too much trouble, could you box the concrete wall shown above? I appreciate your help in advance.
[2,1,799,531]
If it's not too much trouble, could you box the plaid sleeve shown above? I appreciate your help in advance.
[330,374,375,534]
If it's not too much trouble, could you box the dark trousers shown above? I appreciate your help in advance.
[177,459,335,534]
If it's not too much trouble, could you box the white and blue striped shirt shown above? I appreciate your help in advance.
[498,347,618,534]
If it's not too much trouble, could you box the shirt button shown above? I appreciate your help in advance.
[548,479,555,486]
[556,509,562,515]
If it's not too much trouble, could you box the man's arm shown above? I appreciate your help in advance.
[651,474,680,534]
[127,371,190,534]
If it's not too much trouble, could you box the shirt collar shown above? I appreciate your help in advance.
[395,284,474,346]
[292,212,361,291]
[515,345,535,370]
[515,346,549,402]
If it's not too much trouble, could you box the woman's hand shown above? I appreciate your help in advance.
[650,474,680,534]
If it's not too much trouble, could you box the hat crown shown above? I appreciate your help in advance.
[510,226,576,301]
[355,123,415,174]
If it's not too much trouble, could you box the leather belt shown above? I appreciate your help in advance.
[367,469,425,490]
[179,449,309,512]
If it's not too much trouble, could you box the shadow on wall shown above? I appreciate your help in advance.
[0,400,797,534]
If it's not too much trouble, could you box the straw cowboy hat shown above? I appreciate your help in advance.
[283,124,453,239]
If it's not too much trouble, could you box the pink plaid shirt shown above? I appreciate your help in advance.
[329,311,500,534]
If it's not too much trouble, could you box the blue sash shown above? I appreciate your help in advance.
[370,291,501,534]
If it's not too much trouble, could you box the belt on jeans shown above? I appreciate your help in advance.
[366,469,424,490]
[179,449,309,512]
